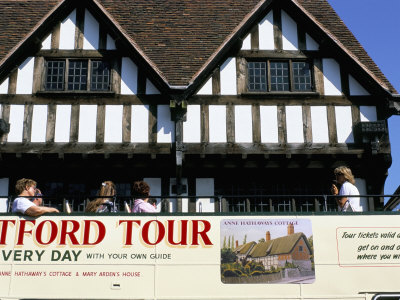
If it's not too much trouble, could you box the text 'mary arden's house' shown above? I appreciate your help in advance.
[0,0,399,212]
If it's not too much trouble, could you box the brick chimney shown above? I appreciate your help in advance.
[287,224,294,235]
[236,240,239,248]
[266,231,271,241]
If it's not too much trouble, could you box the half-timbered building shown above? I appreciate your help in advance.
[0,0,399,212]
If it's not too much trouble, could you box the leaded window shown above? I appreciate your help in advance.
[247,60,313,92]
[270,61,289,91]
[45,59,111,92]
[293,62,312,91]
[91,61,110,91]
[68,60,88,91]
[248,62,267,91]
[46,61,65,91]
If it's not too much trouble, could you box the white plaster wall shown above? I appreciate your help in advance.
[16,57,34,94]
[335,106,354,143]
[41,34,52,50]
[121,57,138,95]
[281,10,298,50]
[146,79,160,95]
[355,178,367,212]
[78,105,97,143]
[209,105,227,142]
[143,178,161,212]
[241,34,251,50]
[83,9,99,50]
[104,105,123,143]
[349,75,370,96]
[259,11,274,50]
[157,105,174,143]
[59,10,76,50]
[235,105,252,143]
[0,78,9,94]
[131,105,149,142]
[197,77,212,95]
[306,33,319,51]
[7,105,24,142]
[260,106,278,143]
[286,106,304,143]
[169,178,188,213]
[360,106,377,122]
[0,178,9,213]
[323,58,342,96]
[31,105,48,142]
[183,105,201,143]
[106,34,116,50]
[310,106,329,143]
[196,178,215,212]
[220,57,237,95]
[54,105,71,143]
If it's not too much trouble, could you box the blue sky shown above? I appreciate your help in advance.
[327,0,400,198]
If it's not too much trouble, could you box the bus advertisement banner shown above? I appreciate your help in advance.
[0,215,399,299]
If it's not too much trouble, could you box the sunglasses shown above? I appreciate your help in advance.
[335,173,344,176]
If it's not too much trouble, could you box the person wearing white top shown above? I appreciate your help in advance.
[331,166,361,212]
[12,178,59,216]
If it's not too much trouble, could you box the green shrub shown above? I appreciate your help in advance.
[254,264,265,272]
[244,264,251,275]
[250,270,263,276]
[234,269,245,276]
[284,261,298,269]
[223,269,238,277]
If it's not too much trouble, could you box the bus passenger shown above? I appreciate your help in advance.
[85,181,117,213]
[12,178,59,216]
[331,166,361,212]
[132,181,157,213]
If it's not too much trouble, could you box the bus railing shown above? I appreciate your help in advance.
[1,194,399,213]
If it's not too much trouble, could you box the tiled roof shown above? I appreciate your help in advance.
[97,0,262,87]
[0,0,396,92]
[0,0,60,66]
[234,241,256,255]
[249,232,306,257]
[294,0,396,93]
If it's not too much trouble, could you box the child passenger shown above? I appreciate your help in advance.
[132,181,157,213]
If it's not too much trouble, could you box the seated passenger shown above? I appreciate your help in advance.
[12,178,59,216]
[331,166,361,212]
[132,181,156,213]
[85,181,117,213]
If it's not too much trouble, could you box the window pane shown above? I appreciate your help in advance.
[270,62,289,91]
[45,60,65,91]
[248,62,267,91]
[68,60,88,91]
[91,61,111,91]
[293,62,312,91]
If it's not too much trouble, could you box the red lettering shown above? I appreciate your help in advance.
[167,220,188,245]
[35,220,57,245]
[119,220,141,245]
[191,220,213,246]
[0,220,16,245]
[16,220,36,245]
[82,220,106,245]
[142,220,165,245]
[59,220,80,245]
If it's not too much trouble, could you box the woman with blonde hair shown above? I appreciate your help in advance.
[85,181,117,212]
[331,166,361,212]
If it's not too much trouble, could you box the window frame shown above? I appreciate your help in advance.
[43,58,112,93]
[246,58,314,93]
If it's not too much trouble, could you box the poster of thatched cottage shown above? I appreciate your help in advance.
[221,219,314,284]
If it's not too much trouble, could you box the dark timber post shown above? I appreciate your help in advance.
[171,99,187,212]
